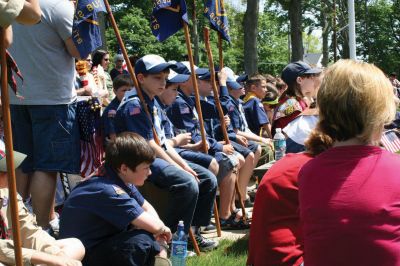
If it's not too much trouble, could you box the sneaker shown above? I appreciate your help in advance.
[49,212,60,239]
[199,224,217,234]
[189,233,218,252]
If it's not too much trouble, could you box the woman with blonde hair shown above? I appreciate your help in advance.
[299,60,400,266]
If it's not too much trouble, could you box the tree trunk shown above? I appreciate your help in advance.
[288,0,303,61]
[99,12,107,50]
[321,0,329,66]
[243,0,259,75]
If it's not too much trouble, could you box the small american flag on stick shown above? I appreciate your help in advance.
[381,130,400,153]
[76,98,104,177]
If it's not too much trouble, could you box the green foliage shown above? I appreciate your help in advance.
[257,10,290,75]
[105,6,187,61]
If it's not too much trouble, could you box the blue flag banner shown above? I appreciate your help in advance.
[204,0,231,43]
[72,0,106,58]
[151,0,189,42]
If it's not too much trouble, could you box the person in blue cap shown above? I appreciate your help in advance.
[196,68,261,209]
[101,74,133,144]
[242,74,272,138]
[272,61,322,136]
[113,55,218,251]
[158,70,245,229]
[167,63,249,226]
[60,133,171,266]
[222,67,273,147]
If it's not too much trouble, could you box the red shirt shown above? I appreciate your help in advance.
[299,145,400,266]
[247,153,312,266]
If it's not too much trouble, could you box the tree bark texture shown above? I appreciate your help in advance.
[243,0,259,75]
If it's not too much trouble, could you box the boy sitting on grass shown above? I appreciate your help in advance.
[60,132,171,266]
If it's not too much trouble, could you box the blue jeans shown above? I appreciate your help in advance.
[83,229,160,266]
[148,164,217,233]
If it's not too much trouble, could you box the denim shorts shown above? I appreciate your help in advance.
[10,103,80,174]
[214,151,238,183]
[232,141,259,158]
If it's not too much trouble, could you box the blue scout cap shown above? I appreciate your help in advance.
[175,61,209,75]
[168,69,190,83]
[281,61,322,86]
[135,54,176,75]
[223,67,243,90]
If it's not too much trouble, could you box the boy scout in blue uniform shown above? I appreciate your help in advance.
[60,133,171,266]
[242,74,272,138]
[196,69,260,209]
[114,55,218,251]
[167,62,250,228]
[102,74,133,143]
[157,69,243,229]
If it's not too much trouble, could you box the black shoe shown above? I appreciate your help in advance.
[200,223,217,234]
[189,232,218,252]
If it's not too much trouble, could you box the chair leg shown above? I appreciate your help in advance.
[213,199,221,237]
[189,227,201,256]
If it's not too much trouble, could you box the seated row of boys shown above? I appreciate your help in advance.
[57,55,274,264]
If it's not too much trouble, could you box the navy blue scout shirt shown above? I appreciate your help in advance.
[59,166,145,249]
[114,90,169,177]
[167,90,223,154]
[101,97,120,139]
[243,97,269,135]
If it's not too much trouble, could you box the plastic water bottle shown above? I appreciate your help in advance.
[171,221,187,266]
[273,128,286,161]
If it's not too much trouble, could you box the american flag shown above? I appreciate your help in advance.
[76,98,104,177]
[381,130,400,153]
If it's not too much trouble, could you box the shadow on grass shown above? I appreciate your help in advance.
[224,235,249,256]
[187,236,249,266]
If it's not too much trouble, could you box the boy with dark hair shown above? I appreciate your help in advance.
[60,133,171,266]
[102,74,133,142]
[114,55,218,251]
[243,74,272,138]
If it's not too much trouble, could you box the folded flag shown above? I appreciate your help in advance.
[150,0,189,42]
[204,0,231,43]
[72,0,106,58]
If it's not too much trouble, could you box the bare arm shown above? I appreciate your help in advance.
[4,26,12,48]
[64,37,81,59]
[148,139,180,168]
[15,0,42,25]
[30,251,82,266]
[141,200,159,219]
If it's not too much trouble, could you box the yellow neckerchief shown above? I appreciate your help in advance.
[243,92,258,103]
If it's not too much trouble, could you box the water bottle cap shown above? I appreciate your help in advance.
[178,220,184,226]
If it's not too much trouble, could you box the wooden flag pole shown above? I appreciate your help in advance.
[218,33,224,69]
[0,28,23,266]
[183,22,222,239]
[103,0,160,145]
[183,23,208,154]
[204,28,247,222]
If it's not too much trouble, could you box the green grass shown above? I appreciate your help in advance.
[187,236,248,266]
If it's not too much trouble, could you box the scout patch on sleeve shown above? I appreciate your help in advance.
[112,185,127,195]
[180,106,190,114]
[108,109,117,117]
[129,106,141,116]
